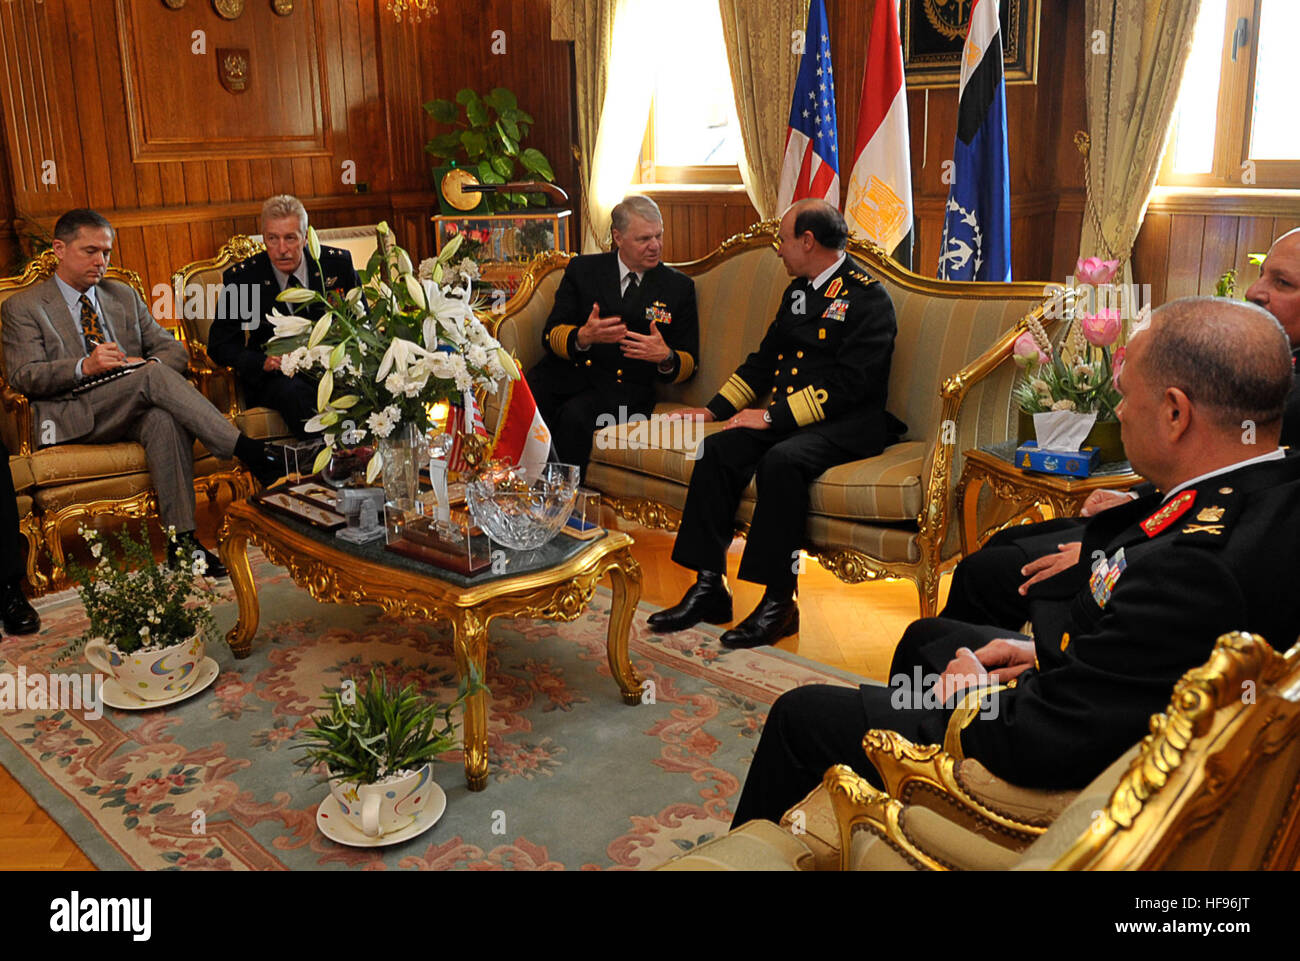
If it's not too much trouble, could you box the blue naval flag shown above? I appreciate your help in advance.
[938,0,1011,282]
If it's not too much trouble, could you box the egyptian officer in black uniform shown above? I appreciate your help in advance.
[731,297,1300,826]
[648,199,902,649]
[926,226,1300,643]
[526,195,699,474]
[208,195,361,438]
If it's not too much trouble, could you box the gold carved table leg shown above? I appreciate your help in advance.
[602,547,645,706]
[451,608,491,791]
[219,519,259,659]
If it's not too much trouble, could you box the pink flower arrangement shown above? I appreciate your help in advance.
[1076,257,1120,286]
[1081,309,1122,347]
[1012,331,1049,368]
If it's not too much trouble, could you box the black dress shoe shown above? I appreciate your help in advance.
[0,579,40,636]
[170,534,228,579]
[720,596,799,649]
[647,571,732,634]
[235,437,286,488]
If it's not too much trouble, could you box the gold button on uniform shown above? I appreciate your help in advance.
[778,354,784,360]
[786,386,794,394]
[585,359,592,367]
[797,350,804,358]
[791,367,798,375]
[616,369,623,375]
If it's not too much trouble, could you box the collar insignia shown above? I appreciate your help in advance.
[825,277,843,299]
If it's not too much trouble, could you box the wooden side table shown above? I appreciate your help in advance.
[955,443,1142,555]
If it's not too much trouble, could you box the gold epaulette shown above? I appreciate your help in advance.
[848,270,876,286]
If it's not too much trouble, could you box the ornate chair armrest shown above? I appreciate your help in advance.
[1,381,34,455]
[862,726,1072,851]
[822,765,948,871]
[183,344,243,416]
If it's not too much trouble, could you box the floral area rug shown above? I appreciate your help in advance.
[0,551,862,870]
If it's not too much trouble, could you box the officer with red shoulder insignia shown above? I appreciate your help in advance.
[731,297,1300,826]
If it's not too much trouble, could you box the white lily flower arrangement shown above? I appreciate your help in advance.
[265,223,518,481]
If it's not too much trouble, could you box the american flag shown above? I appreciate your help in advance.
[776,0,840,210]
[445,390,488,474]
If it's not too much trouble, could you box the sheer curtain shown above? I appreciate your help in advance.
[571,0,656,252]
[1081,0,1202,280]
[718,0,805,220]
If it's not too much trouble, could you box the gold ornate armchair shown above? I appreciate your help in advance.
[0,253,251,590]
[490,223,1068,615]
[171,235,288,441]
[660,632,1300,870]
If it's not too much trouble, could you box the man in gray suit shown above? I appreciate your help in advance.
[1,209,284,575]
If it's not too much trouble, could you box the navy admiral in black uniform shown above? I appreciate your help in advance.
[928,227,1300,643]
[648,199,902,649]
[526,195,699,475]
[731,297,1300,826]
[209,195,361,438]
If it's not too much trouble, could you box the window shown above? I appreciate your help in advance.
[637,0,742,185]
[1159,0,1300,188]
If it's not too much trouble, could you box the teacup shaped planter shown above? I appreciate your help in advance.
[84,634,206,702]
[328,763,435,839]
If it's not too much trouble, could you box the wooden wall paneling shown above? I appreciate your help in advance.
[1235,217,1275,290]
[0,0,71,210]
[1164,214,1205,301]
[1197,215,1239,296]
[1131,211,1170,306]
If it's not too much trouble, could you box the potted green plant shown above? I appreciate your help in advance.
[296,670,463,839]
[422,87,556,210]
[63,525,218,703]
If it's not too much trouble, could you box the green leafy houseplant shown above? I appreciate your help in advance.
[295,670,465,786]
[62,525,218,661]
[423,87,556,210]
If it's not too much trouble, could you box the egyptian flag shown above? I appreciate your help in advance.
[775,0,840,210]
[937,0,1011,282]
[844,0,913,265]
[490,375,551,480]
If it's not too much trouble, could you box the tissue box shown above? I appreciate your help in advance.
[1014,442,1101,478]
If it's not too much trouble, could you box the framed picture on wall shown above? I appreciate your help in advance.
[900,0,1040,88]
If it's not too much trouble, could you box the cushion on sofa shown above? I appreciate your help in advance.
[32,454,229,513]
[656,819,816,871]
[28,440,214,487]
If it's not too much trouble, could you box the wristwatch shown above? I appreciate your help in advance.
[762,409,772,424]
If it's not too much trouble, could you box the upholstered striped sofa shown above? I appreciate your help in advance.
[490,222,1064,615]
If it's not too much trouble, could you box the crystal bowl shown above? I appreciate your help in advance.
[465,463,581,551]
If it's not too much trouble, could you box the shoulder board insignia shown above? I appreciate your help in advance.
[1141,490,1196,537]
[849,270,874,285]
[825,277,843,299]
[1195,506,1225,523]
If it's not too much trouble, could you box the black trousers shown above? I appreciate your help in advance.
[731,681,951,827]
[1,438,21,583]
[733,617,1021,828]
[247,371,318,440]
[937,517,1085,630]
[526,357,653,475]
[672,427,855,594]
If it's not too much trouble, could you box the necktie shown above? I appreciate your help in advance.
[623,272,639,307]
[79,295,105,354]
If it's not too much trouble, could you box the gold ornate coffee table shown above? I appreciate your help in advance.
[217,499,643,791]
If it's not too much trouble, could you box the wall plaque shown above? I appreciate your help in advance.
[218,48,250,93]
